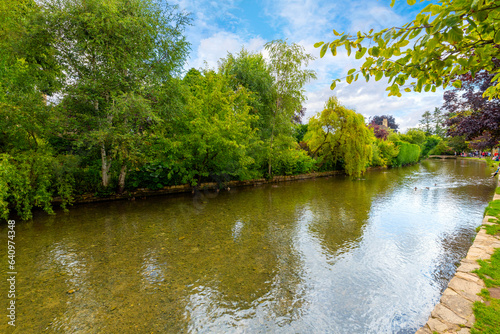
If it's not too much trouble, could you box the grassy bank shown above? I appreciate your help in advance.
[470,195,500,333]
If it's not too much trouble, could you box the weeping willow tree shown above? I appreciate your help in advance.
[305,97,373,177]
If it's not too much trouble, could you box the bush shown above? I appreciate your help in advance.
[272,148,316,176]
[371,139,399,167]
[392,141,421,166]
[0,151,76,220]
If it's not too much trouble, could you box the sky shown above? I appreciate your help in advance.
[171,0,444,132]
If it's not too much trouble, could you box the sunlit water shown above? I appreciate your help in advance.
[0,159,496,333]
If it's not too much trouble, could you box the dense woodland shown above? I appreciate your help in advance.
[1,0,497,220]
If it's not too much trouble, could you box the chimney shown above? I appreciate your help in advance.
[383,118,388,128]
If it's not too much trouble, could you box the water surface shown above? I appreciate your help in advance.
[0,159,496,333]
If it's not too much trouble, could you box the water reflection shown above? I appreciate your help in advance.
[0,160,495,333]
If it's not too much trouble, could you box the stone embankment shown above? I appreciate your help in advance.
[54,170,345,205]
[416,191,500,334]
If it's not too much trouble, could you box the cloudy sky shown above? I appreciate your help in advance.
[171,0,444,131]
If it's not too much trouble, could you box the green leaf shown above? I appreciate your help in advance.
[331,45,337,56]
[375,72,383,81]
[346,75,354,84]
[407,0,416,5]
[398,40,410,48]
[390,0,396,7]
[355,47,367,59]
[330,81,337,90]
[333,29,341,36]
[452,80,462,88]
[345,42,351,56]
[347,68,356,75]
[320,43,328,58]
[314,41,324,48]
[404,88,411,92]
[495,30,500,44]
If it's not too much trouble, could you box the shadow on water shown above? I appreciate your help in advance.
[0,160,496,333]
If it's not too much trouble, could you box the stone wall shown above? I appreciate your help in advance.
[54,170,346,205]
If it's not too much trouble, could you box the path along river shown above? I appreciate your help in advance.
[0,159,496,333]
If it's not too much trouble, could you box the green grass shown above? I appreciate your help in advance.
[485,223,500,236]
[471,194,500,333]
[484,200,500,219]
[471,249,500,333]
[471,292,500,334]
[474,249,500,288]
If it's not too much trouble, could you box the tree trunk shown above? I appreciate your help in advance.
[101,144,112,187]
[118,165,127,193]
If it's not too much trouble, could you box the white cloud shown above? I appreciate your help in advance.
[189,32,266,70]
[303,79,444,132]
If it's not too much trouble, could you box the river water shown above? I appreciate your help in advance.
[0,159,496,333]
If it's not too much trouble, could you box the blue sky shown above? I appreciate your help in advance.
[171,0,443,131]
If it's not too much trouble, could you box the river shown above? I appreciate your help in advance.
[0,159,496,333]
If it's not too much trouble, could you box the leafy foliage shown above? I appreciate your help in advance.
[317,0,500,99]
[392,141,421,166]
[265,39,317,176]
[306,97,373,177]
[444,70,500,148]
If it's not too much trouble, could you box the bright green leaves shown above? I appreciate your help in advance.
[305,96,373,177]
[452,80,462,88]
[320,43,328,58]
[355,47,367,59]
[495,30,500,44]
[330,79,341,90]
[316,0,500,99]
[345,42,352,56]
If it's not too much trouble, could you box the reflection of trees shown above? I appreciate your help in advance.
[7,162,485,332]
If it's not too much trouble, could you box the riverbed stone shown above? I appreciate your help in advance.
[448,277,483,302]
[456,260,480,273]
[440,294,473,321]
[457,328,471,334]
[465,246,492,260]
[455,272,483,285]
[415,327,432,334]
[442,287,458,297]
[431,303,466,326]
[426,317,448,333]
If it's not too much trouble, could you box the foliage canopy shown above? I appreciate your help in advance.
[316,0,500,98]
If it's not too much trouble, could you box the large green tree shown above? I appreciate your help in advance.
[265,39,317,176]
[43,0,190,189]
[316,0,500,98]
[173,70,260,185]
[305,97,373,177]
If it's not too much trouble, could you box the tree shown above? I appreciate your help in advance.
[443,70,500,147]
[368,122,389,140]
[400,128,426,146]
[316,0,500,99]
[419,110,433,135]
[44,0,190,189]
[218,49,275,140]
[173,71,260,186]
[305,97,373,177]
[370,115,399,131]
[433,107,446,138]
[264,39,317,177]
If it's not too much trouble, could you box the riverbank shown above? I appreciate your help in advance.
[53,169,348,205]
[416,180,500,333]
